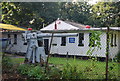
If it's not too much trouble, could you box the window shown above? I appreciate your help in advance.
[111,34,114,47]
[14,34,17,44]
[61,37,66,46]
[89,33,95,47]
[110,33,117,47]
[114,34,117,46]
[8,34,11,44]
[78,33,84,46]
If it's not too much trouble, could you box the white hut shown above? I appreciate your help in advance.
[40,19,120,59]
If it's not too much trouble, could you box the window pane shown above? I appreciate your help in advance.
[114,34,117,46]
[61,37,66,46]
[78,33,84,46]
[14,34,17,44]
[111,34,114,47]
[8,34,11,44]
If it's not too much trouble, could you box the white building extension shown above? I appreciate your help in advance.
[2,31,27,54]
[41,19,120,59]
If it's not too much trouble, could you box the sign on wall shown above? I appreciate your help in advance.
[69,38,75,43]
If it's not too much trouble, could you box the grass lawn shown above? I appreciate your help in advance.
[9,56,119,79]
[49,57,119,79]
[10,57,25,64]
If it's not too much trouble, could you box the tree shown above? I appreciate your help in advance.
[2,3,33,26]
[2,2,119,30]
[2,2,61,30]
[90,2,119,27]
[59,2,92,25]
[111,1,120,27]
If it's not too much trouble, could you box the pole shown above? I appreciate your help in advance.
[45,33,54,72]
[106,26,109,80]
[66,52,68,60]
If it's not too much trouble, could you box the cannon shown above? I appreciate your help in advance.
[22,30,78,64]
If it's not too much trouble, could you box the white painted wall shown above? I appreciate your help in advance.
[118,32,120,52]
[43,32,107,57]
[2,31,120,58]
[10,34,27,53]
[3,32,27,53]
[109,31,120,59]
[44,31,119,58]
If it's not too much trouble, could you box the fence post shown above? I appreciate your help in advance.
[45,33,54,72]
[66,52,68,60]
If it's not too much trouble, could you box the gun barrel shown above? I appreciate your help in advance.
[37,33,78,37]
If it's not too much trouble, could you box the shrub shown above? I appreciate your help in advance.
[17,63,85,80]
[47,66,62,79]
[17,64,34,75]
[27,66,46,79]
[62,63,84,79]
[2,56,13,73]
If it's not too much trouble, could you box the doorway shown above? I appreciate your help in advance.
[44,39,49,55]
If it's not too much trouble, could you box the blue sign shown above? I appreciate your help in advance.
[69,38,75,43]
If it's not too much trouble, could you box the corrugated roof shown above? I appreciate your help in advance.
[40,19,120,33]
[64,20,86,29]
[41,20,79,31]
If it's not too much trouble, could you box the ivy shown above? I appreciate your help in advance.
[87,31,102,56]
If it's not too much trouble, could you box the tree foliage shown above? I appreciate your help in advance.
[1,2,120,30]
[91,2,120,27]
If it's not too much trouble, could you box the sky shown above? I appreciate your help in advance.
[88,0,99,4]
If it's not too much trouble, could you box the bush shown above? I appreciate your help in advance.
[17,63,85,80]
[47,66,62,79]
[2,56,13,73]
[62,63,84,79]
[17,64,34,75]
[27,66,46,79]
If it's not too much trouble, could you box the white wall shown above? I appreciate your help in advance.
[44,32,107,57]
[118,32,120,51]
[109,31,120,59]
[2,31,119,58]
[3,32,27,53]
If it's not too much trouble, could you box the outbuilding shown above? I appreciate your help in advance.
[0,23,27,54]
[41,19,120,59]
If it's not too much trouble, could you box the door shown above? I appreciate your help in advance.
[44,39,49,55]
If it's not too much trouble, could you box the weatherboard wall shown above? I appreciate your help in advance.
[43,32,106,57]
[43,31,119,58]
[2,32,27,53]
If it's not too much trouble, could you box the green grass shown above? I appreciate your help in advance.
[10,57,24,64]
[49,57,119,79]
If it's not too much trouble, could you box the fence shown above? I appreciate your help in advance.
[1,30,120,80]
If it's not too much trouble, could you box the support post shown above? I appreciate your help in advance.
[66,52,68,60]
[45,33,54,72]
